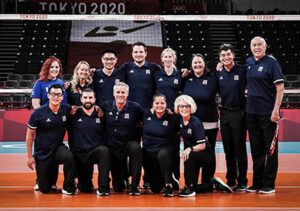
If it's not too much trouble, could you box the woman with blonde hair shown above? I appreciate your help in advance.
[66,61,94,105]
[174,94,231,197]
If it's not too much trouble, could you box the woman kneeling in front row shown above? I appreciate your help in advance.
[174,95,232,197]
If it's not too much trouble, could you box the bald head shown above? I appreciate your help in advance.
[250,36,267,60]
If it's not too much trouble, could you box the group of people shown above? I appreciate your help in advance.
[26,36,284,197]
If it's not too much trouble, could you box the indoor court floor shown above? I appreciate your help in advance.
[0,142,300,211]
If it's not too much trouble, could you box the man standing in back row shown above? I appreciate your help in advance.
[245,36,284,194]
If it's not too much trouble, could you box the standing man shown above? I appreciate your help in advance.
[245,36,284,194]
[216,44,248,191]
[119,42,161,110]
[26,84,76,195]
[103,82,143,195]
[119,42,161,189]
[93,49,126,107]
[69,88,110,196]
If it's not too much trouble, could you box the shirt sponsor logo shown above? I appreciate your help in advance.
[109,112,113,115]
[62,116,66,122]
[96,118,100,123]
[187,128,192,134]
[147,117,151,121]
[174,79,178,84]
[189,78,193,81]
[46,118,51,122]
[163,120,168,126]
[180,124,182,128]
[78,118,83,122]
[99,79,104,83]
[202,80,208,85]
[258,66,263,72]
[129,70,134,73]
[124,113,130,119]
[146,69,150,74]
[158,78,163,81]
[219,76,223,80]
[234,75,239,80]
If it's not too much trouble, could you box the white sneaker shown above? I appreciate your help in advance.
[34,184,39,191]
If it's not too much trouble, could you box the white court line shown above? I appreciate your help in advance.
[1,186,300,189]
[0,207,300,210]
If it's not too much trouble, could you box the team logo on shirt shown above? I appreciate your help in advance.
[147,117,151,121]
[129,70,134,73]
[163,120,168,126]
[146,69,150,74]
[258,66,263,72]
[109,112,113,115]
[62,116,66,122]
[187,128,192,134]
[96,118,100,123]
[202,80,208,85]
[77,118,83,122]
[158,78,163,81]
[219,76,223,80]
[189,78,193,81]
[234,75,239,80]
[99,79,104,83]
[248,66,250,69]
[124,113,130,119]
[115,79,120,84]
[180,124,182,128]
[174,79,178,84]
[45,87,49,92]
[46,118,51,122]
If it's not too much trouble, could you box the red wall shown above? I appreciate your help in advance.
[0,109,299,142]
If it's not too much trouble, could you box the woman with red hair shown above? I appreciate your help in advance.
[31,56,68,109]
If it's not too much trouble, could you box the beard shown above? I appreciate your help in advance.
[82,103,94,110]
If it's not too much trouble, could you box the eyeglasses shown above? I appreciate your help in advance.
[49,92,63,98]
[179,105,191,109]
[102,57,116,61]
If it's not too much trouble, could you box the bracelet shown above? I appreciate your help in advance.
[189,146,193,152]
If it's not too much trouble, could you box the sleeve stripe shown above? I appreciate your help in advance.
[28,124,37,130]
[274,79,284,84]
[196,139,206,143]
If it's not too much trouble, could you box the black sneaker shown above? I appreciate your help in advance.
[258,187,275,194]
[178,186,196,197]
[97,187,110,196]
[124,179,132,189]
[213,177,232,193]
[246,185,259,193]
[143,181,151,189]
[163,185,174,197]
[62,184,77,195]
[234,184,248,192]
[129,186,141,196]
[51,185,58,191]
[171,173,180,191]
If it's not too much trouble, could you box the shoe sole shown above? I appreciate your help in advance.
[172,173,180,190]
[163,194,174,197]
[214,177,233,193]
[258,189,275,194]
[129,193,141,196]
[235,186,248,192]
[62,189,76,195]
[246,188,258,193]
[178,192,196,197]
[96,190,110,196]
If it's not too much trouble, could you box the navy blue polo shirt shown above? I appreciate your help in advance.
[93,68,126,107]
[119,61,160,109]
[246,55,284,115]
[216,63,247,109]
[66,82,94,106]
[154,68,183,110]
[179,115,208,149]
[31,79,68,105]
[143,110,179,153]
[103,100,143,148]
[182,73,219,122]
[69,108,104,149]
[28,104,71,160]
